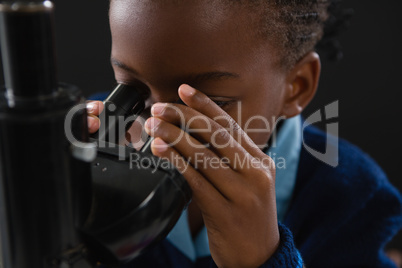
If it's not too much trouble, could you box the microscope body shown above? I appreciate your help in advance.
[0,1,191,267]
[0,2,91,266]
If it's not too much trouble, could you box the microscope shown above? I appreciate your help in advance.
[0,1,191,267]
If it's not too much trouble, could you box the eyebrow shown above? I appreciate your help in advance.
[111,57,240,83]
[111,58,139,75]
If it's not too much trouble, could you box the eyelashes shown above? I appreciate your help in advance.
[213,100,229,107]
[212,100,236,109]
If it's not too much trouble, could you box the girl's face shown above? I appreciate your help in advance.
[109,0,289,147]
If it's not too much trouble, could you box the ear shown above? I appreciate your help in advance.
[280,52,321,118]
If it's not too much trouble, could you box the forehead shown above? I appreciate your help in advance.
[109,0,274,85]
[109,0,240,51]
[110,0,232,27]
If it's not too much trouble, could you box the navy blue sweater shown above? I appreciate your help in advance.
[115,124,402,267]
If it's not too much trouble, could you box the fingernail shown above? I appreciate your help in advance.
[180,85,196,97]
[86,102,95,113]
[153,138,168,153]
[88,117,100,131]
[145,117,162,132]
[151,103,167,116]
[87,117,94,129]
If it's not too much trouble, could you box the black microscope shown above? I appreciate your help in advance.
[0,1,191,267]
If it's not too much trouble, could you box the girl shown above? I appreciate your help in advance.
[87,0,402,267]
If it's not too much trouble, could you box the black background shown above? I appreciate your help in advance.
[3,0,402,247]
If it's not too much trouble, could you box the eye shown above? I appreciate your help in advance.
[213,100,230,108]
[116,80,151,96]
[117,80,147,89]
[211,99,237,109]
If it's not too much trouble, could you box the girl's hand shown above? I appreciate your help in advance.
[145,84,280,268]
[86,101,104,134]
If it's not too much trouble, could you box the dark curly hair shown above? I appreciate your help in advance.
[238,0,352,69]
[316,0,353,62]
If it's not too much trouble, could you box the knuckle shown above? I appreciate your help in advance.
[212,127,231,144]
[189,177,203,192]
[159,125,174,141]
[216,115,232,129]
[262,156,275,170]
[253,167,275,189]
[198,150,216,165]
[191,93,212,110]
[237,191,261,209]
[169,104,189,126]
[199,94,212,107]
[166,103,181,115]
[217,115,240,133]
[230,120,242,132]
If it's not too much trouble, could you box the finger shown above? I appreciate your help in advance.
[145,117,244,199]
[86,101,104,116]
[178,84,265,159]
[151,137,227,210]
[87,115,100,134]
[151,102,253,165]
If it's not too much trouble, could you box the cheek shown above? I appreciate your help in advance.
[228,101,281,149]
[225,80,286,148]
